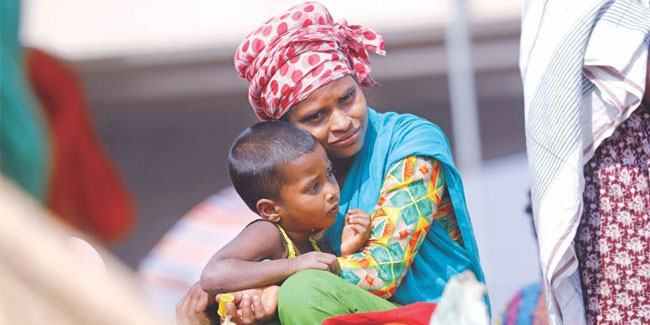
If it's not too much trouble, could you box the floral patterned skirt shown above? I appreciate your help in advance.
[576,104,650,324]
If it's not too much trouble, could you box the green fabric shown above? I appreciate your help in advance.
[0,0,50,200]
[278,270,398,324]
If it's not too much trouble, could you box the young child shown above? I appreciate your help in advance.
[199,121,371,296]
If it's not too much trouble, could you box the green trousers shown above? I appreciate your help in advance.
[277,270,399,324]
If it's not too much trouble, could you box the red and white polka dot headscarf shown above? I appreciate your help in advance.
[234,1,385,121]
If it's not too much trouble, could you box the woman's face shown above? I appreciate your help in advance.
[284,76,368,159]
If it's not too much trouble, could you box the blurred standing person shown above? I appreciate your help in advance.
[1,0,51,201]
[25,48,135,241]
[520,0,649,324]
[1,0,134,241]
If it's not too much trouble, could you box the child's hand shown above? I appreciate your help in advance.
[340,208,372,256]
[291,251,340,274]
[218,285,279,325]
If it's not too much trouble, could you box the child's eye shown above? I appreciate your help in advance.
[311,181,320,192]
[326,167,334,177]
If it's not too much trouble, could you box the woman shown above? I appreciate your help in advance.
[178,2,486,324]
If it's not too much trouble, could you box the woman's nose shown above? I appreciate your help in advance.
[330,108,351,132]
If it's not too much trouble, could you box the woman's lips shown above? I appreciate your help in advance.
[331,127,360,147]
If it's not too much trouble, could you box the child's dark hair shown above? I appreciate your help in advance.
[228,121,318,213]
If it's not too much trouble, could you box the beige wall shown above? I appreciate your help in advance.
[21,0,520,59]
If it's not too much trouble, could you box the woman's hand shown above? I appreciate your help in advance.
[340,208,372,255]
[291,251,341,274]
[176,282,216,325]
[218,285,280,324]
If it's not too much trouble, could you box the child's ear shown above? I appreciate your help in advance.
[256,199,281,223]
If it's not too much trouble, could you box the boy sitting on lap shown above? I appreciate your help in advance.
[200,121,371,299]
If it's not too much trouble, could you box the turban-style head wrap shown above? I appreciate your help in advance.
[234,2,385,121]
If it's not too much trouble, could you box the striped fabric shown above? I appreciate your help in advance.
[519,0,649,323]
[137,187,257,321]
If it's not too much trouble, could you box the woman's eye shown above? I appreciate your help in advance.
[308,112,322,121]
[340,89,355,102]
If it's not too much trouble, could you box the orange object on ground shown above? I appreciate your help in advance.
[26,48,134,241]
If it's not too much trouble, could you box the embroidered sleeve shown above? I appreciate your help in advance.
[337,155,463,298]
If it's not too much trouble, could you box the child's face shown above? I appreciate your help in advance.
[275,144,340,233]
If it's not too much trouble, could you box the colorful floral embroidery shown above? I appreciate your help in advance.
[338,156,462,297]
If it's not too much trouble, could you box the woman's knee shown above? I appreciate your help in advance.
[278,270,341,322]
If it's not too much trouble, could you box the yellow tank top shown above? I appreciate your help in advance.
[274,223,321,259]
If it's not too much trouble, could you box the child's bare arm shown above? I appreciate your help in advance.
[200,221,339,295]
[340,209,372,256]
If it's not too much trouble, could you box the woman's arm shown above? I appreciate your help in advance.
[200,221,339,295]
[336,155,463,298]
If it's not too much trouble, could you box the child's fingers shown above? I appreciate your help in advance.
[312,261,331,272]
[348,215,370,224]
[349,209,369,216]
[252,295,266,321]
[348,216,372,228]
[352,224,369,234]
[233,291,244,303]
[347,215,362,224]
[356,215,372,227]
[347,211,370,220]
[226,302,243,324]
[329,258,341,275]
[215,293,223,307]
[354,212,371,221]
[221,290,243,304]
[241,294,253,323]
[318,253,341,275]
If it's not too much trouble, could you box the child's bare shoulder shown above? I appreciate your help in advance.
[244,219,280,235]
[238,220,286,259]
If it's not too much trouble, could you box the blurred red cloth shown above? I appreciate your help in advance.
[322,302,437,325]
[26,48,134,241]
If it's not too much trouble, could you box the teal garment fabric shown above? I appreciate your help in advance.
[323,108,489,309]
[1,0,50,200]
